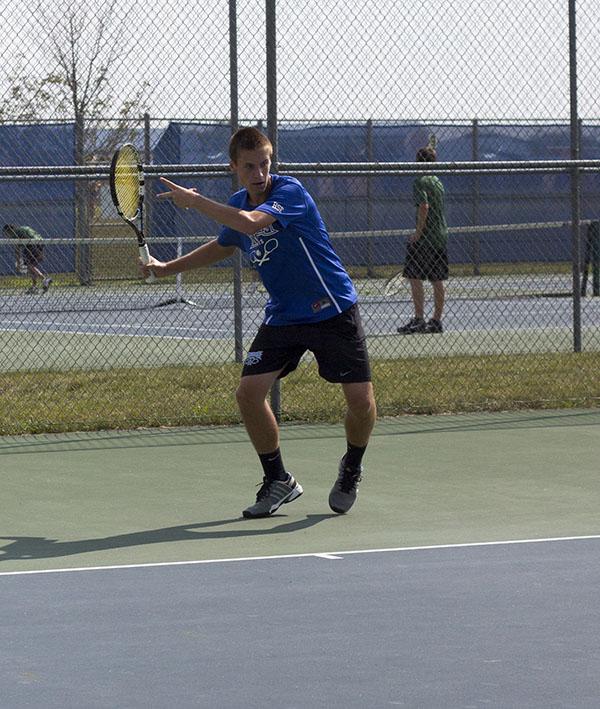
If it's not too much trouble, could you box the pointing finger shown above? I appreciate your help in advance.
[159,177,180,189]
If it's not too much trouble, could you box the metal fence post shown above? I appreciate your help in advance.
[471,118,481,276]
[229,0,244,364]
[74,113,92,285]
[366,118,374,276]
[266,0,281,421]
[569,0,582,352]
[143,112,152,243]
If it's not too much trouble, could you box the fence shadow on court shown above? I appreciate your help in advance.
[2,410,600,459]
[0,514,337,562]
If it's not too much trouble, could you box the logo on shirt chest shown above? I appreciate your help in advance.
[251,224,279,239]
[249,226,280,266]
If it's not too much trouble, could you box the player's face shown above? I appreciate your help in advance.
[231,146,272,200]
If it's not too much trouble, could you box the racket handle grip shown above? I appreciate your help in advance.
[139,244,156,283]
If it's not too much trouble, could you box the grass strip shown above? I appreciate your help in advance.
[0,351,599,435]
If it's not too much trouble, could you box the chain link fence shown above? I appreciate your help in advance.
[0,0,599,433]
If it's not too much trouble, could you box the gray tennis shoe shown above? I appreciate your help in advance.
[243,475,303,518]
[329,459,363,514]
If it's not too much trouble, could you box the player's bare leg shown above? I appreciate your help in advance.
[431,280,445,321]
[236,370,282,454]
[236,370,303,518]
[329,381,376,514]
[28,264,45,289]
[409,278,425,319]
[342,381,376,447]
[397,278,427,334]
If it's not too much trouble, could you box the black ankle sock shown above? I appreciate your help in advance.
[258,448,288,481]
[344,442,367,470]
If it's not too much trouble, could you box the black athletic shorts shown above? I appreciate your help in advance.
[403,241,448,281]
[242,303,371,383]
[22,244,44,266]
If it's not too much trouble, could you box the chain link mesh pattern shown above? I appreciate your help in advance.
[0,0,599,433]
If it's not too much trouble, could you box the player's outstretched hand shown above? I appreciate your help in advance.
[157,177,199,210]
[138,254,169,280]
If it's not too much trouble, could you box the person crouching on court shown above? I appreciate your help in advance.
[3,223,53,295]
[397,145,449,334]
[140,127,377,519]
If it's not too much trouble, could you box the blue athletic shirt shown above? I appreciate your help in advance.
[217,174,357,325]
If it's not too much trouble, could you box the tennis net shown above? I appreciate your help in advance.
[0,220,589,316]
[337,220,589,302]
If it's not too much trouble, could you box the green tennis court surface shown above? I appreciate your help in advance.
[1,408,599,573]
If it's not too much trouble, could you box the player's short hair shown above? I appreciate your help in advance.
[416,147,437,162]
[229,127,273,162]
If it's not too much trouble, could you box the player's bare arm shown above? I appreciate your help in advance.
[140,239,235,279]
[410,202,429,243]
[157,177,276,235]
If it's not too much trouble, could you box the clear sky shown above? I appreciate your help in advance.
[1,0,599,123]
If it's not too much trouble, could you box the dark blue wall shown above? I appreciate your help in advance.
[3,122,598,276]
[0,123,75,275]
[150,121,600,265]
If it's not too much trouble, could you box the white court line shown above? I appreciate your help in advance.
[314,553,344,560]
[0,323,226,340]
[0,319,223,333]
[1,533,599,577]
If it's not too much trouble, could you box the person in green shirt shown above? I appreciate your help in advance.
[3,224,53,294]
[397,145,448,334]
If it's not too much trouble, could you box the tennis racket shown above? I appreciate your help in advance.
[384,271,435,301]
[109,144,155,283]
[383,271,407,296]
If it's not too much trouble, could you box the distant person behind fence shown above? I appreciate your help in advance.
[3,224,53,294]
[397,142,448,334]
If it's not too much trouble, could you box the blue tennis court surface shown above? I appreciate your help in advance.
[2,290,599,339]
[2,290,598,372]
[2,537,600,708]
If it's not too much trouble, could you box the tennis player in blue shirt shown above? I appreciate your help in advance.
[144,127,376,518]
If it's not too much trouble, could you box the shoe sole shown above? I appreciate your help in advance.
[329,497,355,514]
[242,484,303,519]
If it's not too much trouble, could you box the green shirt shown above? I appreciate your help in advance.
[413,175,448,248]
[13,226,43,242]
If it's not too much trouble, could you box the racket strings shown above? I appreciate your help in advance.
[113,146,141,220]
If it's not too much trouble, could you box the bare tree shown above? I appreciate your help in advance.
[1,0,152,283]
[2,0,150,162]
